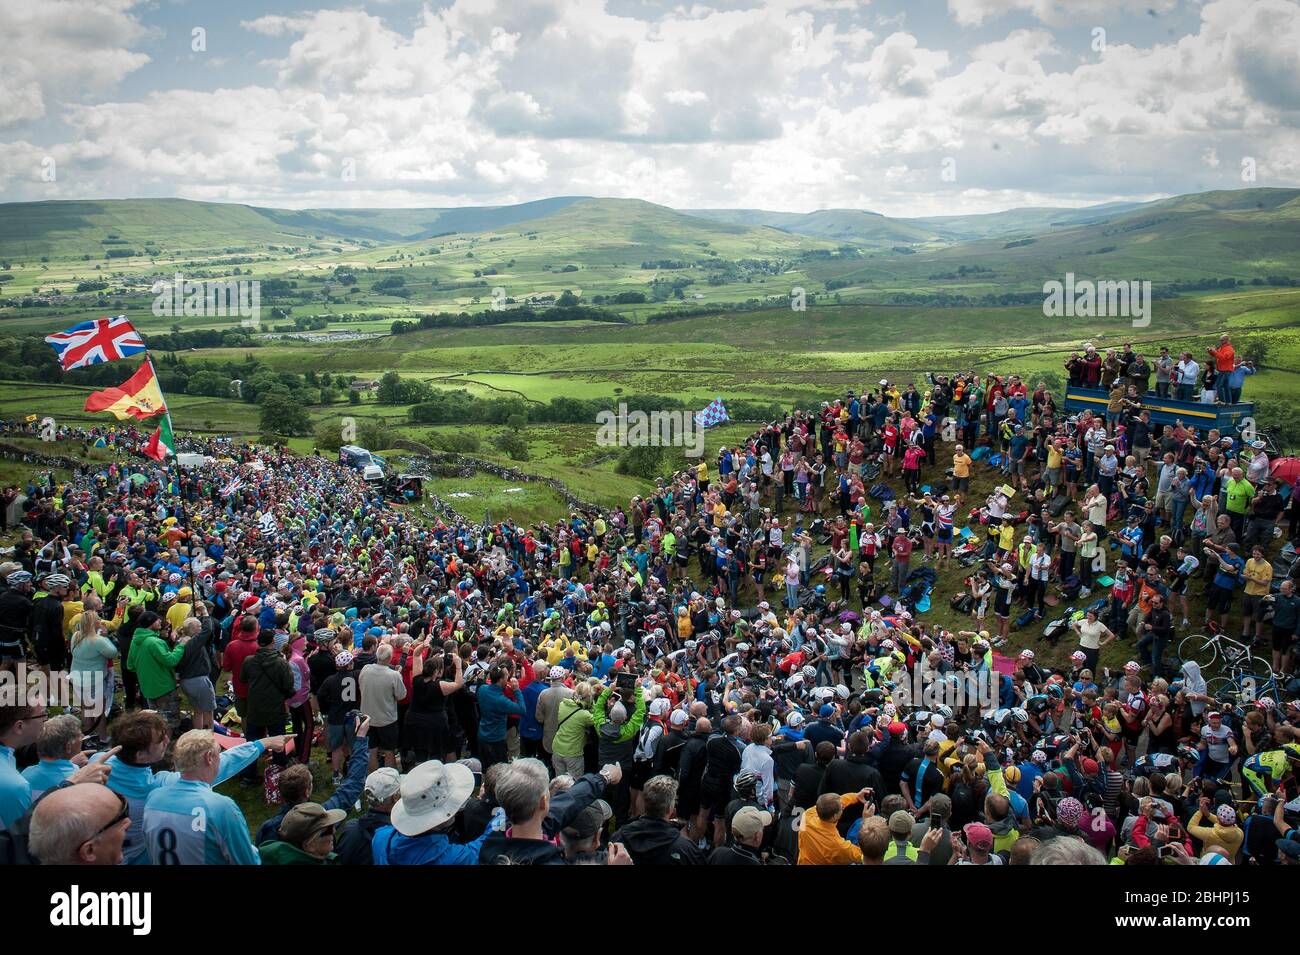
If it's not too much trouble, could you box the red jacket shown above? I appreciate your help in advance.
[223,627,261,699]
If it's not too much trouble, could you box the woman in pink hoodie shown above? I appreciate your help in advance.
[286,635,314,765]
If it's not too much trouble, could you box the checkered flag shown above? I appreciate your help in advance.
[694,397,730,429]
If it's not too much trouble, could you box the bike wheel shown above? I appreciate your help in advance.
[1206,676,1237,700]
[1177,634,1217,671]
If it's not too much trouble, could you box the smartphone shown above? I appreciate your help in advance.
[1157,845,1173,859]
[929,810,942,830]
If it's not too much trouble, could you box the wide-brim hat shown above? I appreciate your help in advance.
[391,760,475,836]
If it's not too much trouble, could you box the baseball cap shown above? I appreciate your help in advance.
[963,822,994,850]
[731,806,773,841]
[365,767,402,802]
[562,799,613,840]
[888,810,914,836]
[1276,838,1300,860]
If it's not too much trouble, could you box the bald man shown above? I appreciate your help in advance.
[29,783,130,865]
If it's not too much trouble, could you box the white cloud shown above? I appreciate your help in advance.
[0,0,149,127]
[2,0,1299,213]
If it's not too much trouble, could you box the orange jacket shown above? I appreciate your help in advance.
[797,793,864,865]
[1209,343,1235,373]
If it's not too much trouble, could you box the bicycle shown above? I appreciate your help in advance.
[1176,624,1274,682]
[1205,664,1284,706]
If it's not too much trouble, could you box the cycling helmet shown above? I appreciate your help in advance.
[814,584,826,594]
[1011,707,1030,724]
[1176,744,1199,763]
[835,684,850,700]
[1284,743,1300,763]
[801,665,817,681]
[734,771,759,799]
[42,573,71,589]
[6,570,32,585]
[1046,683,1064,700]
[684,640,697,650]
[1003,765,1022,785]
[734,666,748,679]
[935,704,953,720]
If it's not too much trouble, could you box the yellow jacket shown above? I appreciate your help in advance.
[1186,810,1243,859]
[797,793,864,865]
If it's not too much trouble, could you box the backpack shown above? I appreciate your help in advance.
[951,593,975,614]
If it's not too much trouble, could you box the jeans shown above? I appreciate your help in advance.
[786,582,799,609]
[1170,498,1188,539]
[1215,374,1232,403]
[1137,632,1169,679]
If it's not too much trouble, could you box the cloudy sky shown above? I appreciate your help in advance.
[1,0,1297,215]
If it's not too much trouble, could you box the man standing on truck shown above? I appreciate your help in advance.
[1206,334,1235,404]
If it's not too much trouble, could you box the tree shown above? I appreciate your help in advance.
[186,370,230,398]
[556,289,579,307]
[615,444,665,479]
[260,391,311,436]
[348,389,361,405]
[497,430,529,461]
[505,413,527,431]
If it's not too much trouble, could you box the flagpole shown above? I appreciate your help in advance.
[143,349,199,602]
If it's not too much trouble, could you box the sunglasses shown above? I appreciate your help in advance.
[83,791,130,848]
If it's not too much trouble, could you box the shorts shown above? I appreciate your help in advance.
[180,675,216,712]
[1241,593,1267,622]
[1207,585,1234,614]
[629,758,656,791]
[699,778,732,817]
[327,720,357,752]
[937,526,953,544]
[677,786,702,819]
[369,720,400,751]
[1272,625,1296,653]
[954,476,970,492]
[34,639,67,669]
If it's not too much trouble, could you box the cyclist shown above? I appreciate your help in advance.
[1241,743,1300,799]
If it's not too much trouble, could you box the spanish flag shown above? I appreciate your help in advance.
[84,362,167,420]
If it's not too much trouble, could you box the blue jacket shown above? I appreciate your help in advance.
[105,740,265,864]
[519,680,547,741]
[255,736,369,846]
[143,778,261,865]
[477,683,525,743]
[372,822,491,865]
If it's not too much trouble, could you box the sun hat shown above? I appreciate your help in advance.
[391,760,476,836]
[278,802,348,844]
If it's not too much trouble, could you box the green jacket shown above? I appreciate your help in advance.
[593,686,646,743]
[126,627,184,700]
[258,841,333,865]
[551,697,595,758]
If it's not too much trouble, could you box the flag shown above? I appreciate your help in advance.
[219,477,243,497]
[693,397,730,429]
[84,362,167,420]
[144,416,174,462]
[44,316,145,370]
[24,414,37,423]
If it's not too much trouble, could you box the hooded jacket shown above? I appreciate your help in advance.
[240,645,295,726]
[595,686,646,765]
[224,626,261,699]
[126,626,185,700]
[796,793,863,865]
[612,815,706,866]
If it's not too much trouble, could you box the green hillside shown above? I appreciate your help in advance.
[686,207,944,246]
[0,198,346,260]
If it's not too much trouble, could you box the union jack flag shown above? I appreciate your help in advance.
[44,316,146,370]
[693,397,730,429]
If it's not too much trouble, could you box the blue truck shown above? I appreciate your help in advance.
[1063,385,1255,437]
